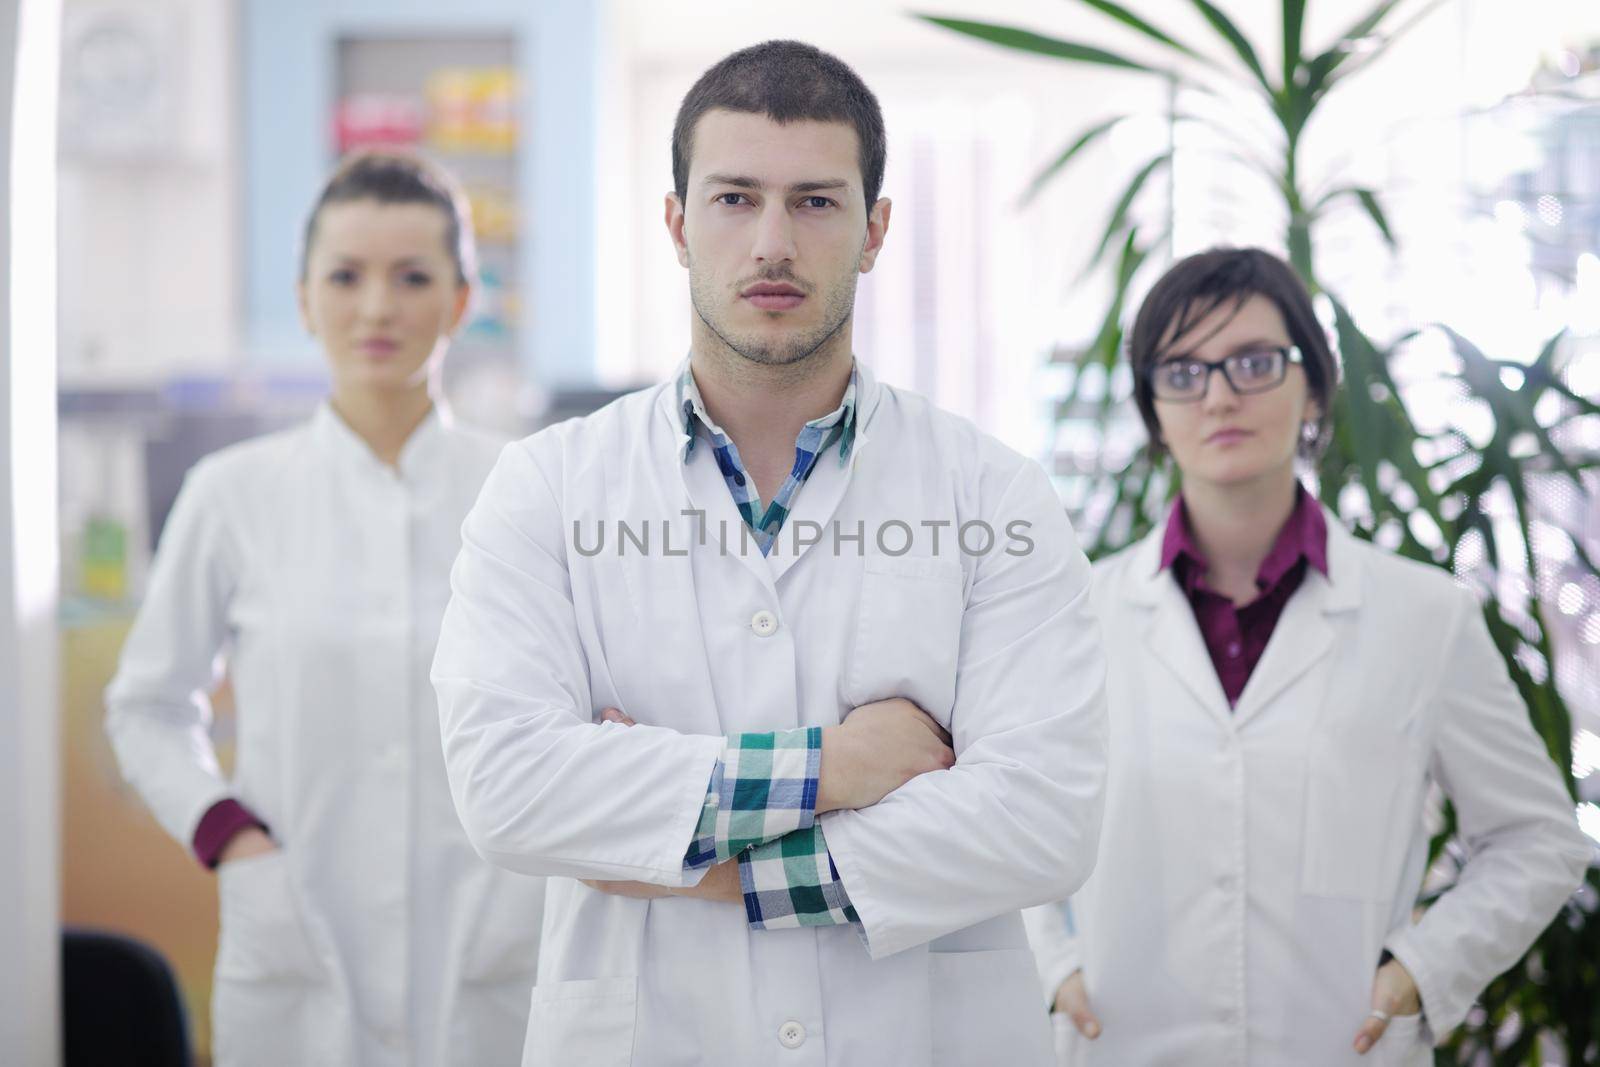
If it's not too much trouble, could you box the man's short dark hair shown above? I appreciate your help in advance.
[1127,246,1341,458]
[672,40,887,211]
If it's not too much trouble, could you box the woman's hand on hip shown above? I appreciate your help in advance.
[1353,957,1422,1054]
[1053,970,1102,1039]
[217,826,277,866]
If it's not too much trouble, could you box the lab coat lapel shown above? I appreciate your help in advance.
[765,360,884,584]
[587,387,730,736]
[1128,524,1234,732]
[1231,506,1362,728]
[763,440,854,583]
[657,382,777,594]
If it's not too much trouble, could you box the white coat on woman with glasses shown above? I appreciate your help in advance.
[1025,248,1591,1067]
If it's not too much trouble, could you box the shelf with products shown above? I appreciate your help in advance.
[333,33,523,346]
[57,373,328,615]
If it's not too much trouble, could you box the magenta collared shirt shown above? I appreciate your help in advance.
[1159,485,1330,708]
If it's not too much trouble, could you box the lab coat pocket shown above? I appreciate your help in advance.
[844,556,965,725]
[215,850,327,982]
[520,974,637,1067]
[1299,722,1418,900]
[929,949,1054,1066]
[1374,1012,1432,1066]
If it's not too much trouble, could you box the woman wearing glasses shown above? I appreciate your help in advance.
[1026,247,1589,1065]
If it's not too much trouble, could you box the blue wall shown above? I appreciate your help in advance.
[242,0,598,387]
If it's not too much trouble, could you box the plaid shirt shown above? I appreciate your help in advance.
[679,364,856,556]
[679,362,860,929]
[683,728,821,866]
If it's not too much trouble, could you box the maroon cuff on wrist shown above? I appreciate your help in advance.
[193,799,267,869]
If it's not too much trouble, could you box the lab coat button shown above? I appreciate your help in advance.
[751,610,779,637]
[778,1020,806,1048]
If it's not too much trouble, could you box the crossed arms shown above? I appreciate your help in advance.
[580,698,955,921]
[431,438,1108,957]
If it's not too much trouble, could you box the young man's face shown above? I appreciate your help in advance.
[666,108,889,368]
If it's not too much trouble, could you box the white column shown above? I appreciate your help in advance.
[529,0,600,387]
[0,0,61,1063]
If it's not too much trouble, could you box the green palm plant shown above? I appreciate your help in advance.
[919,2,1600,1063]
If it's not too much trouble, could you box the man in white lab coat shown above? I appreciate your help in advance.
[432,40,1108,1066]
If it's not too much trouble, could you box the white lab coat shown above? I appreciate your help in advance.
[432,360,1108,1067]
[1023,510,1591,1067]
[106,404,545,1067]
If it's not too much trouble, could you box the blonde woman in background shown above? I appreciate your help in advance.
[1026,247,1589,1066]
[106,151,543,1067]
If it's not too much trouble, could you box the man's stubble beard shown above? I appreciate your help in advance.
[688,255,859,370]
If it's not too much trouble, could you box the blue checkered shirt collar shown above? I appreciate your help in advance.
[677,361,859,467]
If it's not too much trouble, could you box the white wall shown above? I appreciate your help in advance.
[56,0,239,388]
[1,0,62,1061]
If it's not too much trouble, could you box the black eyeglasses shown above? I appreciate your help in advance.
[1147,345,1303,403]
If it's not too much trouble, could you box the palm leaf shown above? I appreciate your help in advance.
[1086,227,1157,377]
[1327,302,1392,528]
[914,16,1162,73]
[1350,191,1388,249]
[1314,185,1396,249]
[1188,0,1272,92]
[1282,0,1306,82]
[1064,0,1214,66]
[1444,326,1591,492]
[1523,331,1600,417]
[1319,0,1449,91]
[1086,153,1171,273]
[1020,114,1128,206]
[1058,228,1156,423]
[1332,0,1411,49]
[1085,450,1169,559]
[1302,0,1415,96]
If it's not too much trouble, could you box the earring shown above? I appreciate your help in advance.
[1301,421,1320,443]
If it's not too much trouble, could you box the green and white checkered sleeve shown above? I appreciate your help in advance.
[737,822,859,929]
[683,726,821,870]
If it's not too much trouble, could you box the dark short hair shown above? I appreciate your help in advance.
[671,40,887,211]
[299,149,475,285]
[1127,247,1340,458]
